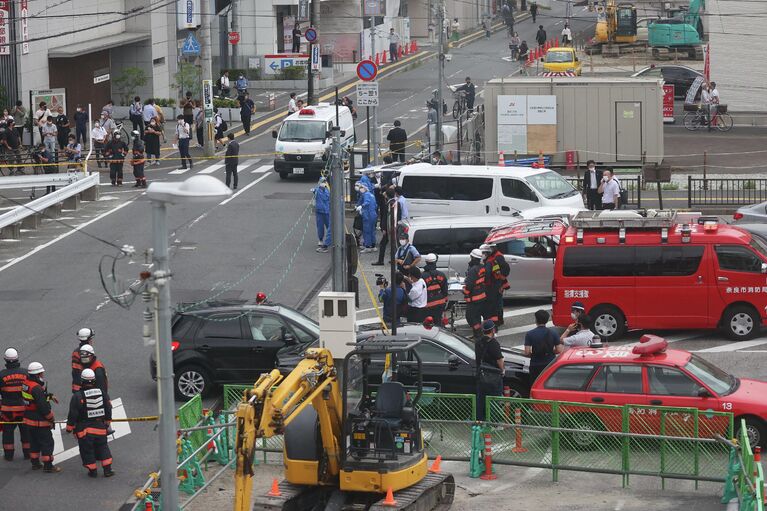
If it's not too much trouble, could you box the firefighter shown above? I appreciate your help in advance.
[422,253,448,324]
[22,362,60,472]
[130,130,147,188]
[74,344,108,394]
[481,243,510,327]
[66,368,114,478]
[0,347,30,460]
[72,327,95,392]
[463,248,487,339]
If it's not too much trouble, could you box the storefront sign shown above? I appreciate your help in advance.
[0,0,9,56]
[663,84,675,123]
[497,95,527,125]
[21,0,29,55]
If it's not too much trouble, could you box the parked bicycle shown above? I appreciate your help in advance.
[684,104,733,132]
[451,89,467,119]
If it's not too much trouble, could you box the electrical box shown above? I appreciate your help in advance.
[318,292,356,359]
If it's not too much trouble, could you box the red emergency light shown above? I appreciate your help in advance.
[423,316,434,330]
[298,108,315,116]
[256,292,267,304]
[632,334,668,356]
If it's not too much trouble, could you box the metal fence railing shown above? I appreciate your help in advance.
[565,175,642,208]
[485,397,734,487]
[733,419,765,510]
[688,177,767,207]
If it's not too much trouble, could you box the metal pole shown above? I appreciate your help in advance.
[307,0,315,105]
[389,198,398,334]
[200,0,215,158]
[366,107,371,160]
[370,18,379,165]
[436,2,444,152]
[230,0,238,68]
[151,201,179,511]
[330,92,345,292]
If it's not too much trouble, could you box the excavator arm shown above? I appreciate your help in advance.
[233,347,343,511]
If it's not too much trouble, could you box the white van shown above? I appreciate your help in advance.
[398,163,584,217]
[272,103,355,179]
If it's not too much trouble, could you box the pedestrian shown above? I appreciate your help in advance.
[181,91,195,126]
[142,98,157,129]
[483,17,491,39]
[144,118,162,166]
[405,266,428,322]
[357,167,375,200]
[129,96,144,134]
[130,130,147,188]
[510,32,521,59]
[34,101,52,145]
[372,187,398,266]
[240,92,255,134]
[342,96,357,119]
[235,74,248,103]
[101,99,114,118]
[174,114,193,171]
[73,344,108,394]
[536,25,547,47]
[220,70,231,98]
[475,319,504,421]
[63,134,82,170]
[451,17,461,43]
[560,314,595,348]
[530,1,538,22]
[582,160,602,210]
[388,28,401,62]
[32,143,55,193]
[463,248,488,338]
[2,121,22,174]
[518,40,529,62]
[0,347,30,460]
[194,101,204,147]
[296,99,305,110]
[213,108,227,149]
[54,106,71,154]
[100,111,116,141]
[22,362,60,473]
[707,81,720,131]
[421,253,448,323]
[292,23,302,53]
[224,132,239,190]
[430,150,447,165]
[386,120,408,162]
[570,301,586,324]
[561,23,573,46]
[66,368,114,478]
[395,234,421,274]
[378,273,407,327]
[597,169,620,210]
[481,243,510,326]
[91,121,108,168]
[73,105,88,148]
[104,129,128,186]
[11,100,25,147]
[502,1,512,28]
[394,186,409,219]
[524,309,562,382]
[312,176,331,252]
[42,115,58,163]
[456,76,476,111]
[287,92,298,115]
[357,183,378,252]
[71,328,95,393]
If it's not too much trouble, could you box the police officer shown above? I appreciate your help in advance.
[74,344,108,394]
[72,327,95,392]
[481,243,510,327]
[421,253,448,323]
[0,348,30,460]
[104,130,128,186]
[130,130,147,188]
[475,319,504,421]
[463,248,488,339]
[22,362,60,473]
[66,369,114,478]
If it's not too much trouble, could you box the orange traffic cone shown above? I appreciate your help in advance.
[382,50,388,64]
[145,500,153,511]
[412,40,417,52]
[375,53,380,67]
[498,151,505,167]
[382,487,398,507]
[399,45,404,59]
[267,478,281,497]
[428,455,443,473]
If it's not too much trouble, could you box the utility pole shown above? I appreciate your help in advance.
[307,0,320,105]
[436,2,444,152]
[370,19,379,165]
[330,91,345,291]
[230,0,238,68]
[200,0,214,157]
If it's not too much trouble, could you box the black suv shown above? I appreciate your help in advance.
[150,300,319,399]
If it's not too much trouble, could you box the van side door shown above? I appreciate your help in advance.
[499,177,540,214]
[446,176,495,215]
[400,175,450,216]
[712,244,767,322]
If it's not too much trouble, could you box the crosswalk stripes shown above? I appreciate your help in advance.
[198,163,225,174]
[251,164,273,174]
[168,167,191,175]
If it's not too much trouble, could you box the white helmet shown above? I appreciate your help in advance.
[479,243,495,253]
[4,347,18,362]
[28,362,44,375]
[81,368,96,382]
[80,344,95,363]
[78,327,94,342]
[424,253,438,263]
[470,248,483,259]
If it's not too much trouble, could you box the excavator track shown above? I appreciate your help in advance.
[368,473,455,511]
[253,480,326,511]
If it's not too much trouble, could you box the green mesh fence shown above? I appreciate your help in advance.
[736,419,765,511]
[177,394,206,454]
[418,392,476,460]
[223,384,250,410]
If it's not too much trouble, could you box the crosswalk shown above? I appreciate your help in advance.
[168,159,270,175]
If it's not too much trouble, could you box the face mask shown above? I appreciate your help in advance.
[571,312,578,320]
[399,240,408,246]
[115,135,120,139]
[94,123,99,128]
[178,120,184,124]
[588,166,595,171]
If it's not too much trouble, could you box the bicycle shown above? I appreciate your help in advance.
[683,104,733,132]
[452,90,467,119]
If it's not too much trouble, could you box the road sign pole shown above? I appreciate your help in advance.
[370,18,379,165]
[200,0,214,158]
[366,107,371,159]
[231,0,238,68]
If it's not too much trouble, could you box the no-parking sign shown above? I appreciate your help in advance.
[356,60,377,82]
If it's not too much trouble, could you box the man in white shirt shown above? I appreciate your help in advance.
[561,24,573,46]
[388,28,401,62]
[597,169,620,210]
[142,99,157,125]
[287,92,298,116]
[560,314,595,348]
[91,121,107,169]
[220,71,231,98]
[404,266,428,323]
[582,159,601,210]
[707,81,720,131]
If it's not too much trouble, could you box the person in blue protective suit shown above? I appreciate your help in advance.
[357,167,375,205]
[356,182,378,252]
[312,177,332,253]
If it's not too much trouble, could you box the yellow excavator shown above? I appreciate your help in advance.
[233,336,455,511]
[594,0,638,44]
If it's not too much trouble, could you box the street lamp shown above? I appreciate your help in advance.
[146,175,232,511]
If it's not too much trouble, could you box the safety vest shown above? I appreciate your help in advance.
[463,265,487,303]
[0,364,28,412]
[423,269,448,308]
[22,379,53,427]
[486,251,510,291]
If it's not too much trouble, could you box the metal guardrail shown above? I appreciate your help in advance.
[0,172,98,231]
[565,175,642,208]
[0,171,86,190]
[688,177,767,208]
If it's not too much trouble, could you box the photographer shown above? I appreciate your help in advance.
[378,273,406,328]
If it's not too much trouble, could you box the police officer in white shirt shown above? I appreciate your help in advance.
[582,159,601,210]
[597,169,620,210]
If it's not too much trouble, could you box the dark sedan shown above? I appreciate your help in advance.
[631,65,703,99]
[277,323,532,397]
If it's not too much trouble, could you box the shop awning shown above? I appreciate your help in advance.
[48,32,150,58]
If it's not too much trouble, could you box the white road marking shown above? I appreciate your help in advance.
[198,163,225,174]
[168,167,191,175]
[693,337,767,353]
[53,398,131,465]
[251,165,273,174]
[497,323,538,337]
[239,159,258,171]
[0,200,134,275]
[219,173,271,205]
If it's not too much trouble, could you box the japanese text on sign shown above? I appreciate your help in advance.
[564,289,589,298]
[0,0,9,56]
[356,82,379,107]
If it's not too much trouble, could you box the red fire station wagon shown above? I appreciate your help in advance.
[531,334,767,448]
[551,211,767,341]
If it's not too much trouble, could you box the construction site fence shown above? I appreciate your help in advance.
[720,419,766,511]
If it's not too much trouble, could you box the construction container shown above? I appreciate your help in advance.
[483,77,664,167]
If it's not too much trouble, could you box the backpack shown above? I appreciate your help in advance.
[217,114,228,132]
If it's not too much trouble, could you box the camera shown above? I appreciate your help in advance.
[375,274,388,287]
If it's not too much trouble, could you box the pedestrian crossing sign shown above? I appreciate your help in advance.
[182,32,201,56]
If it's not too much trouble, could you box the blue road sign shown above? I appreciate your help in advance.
[181,32,201,56]
[304,27,318,43]
[356,59,377,81]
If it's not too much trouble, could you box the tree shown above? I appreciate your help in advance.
[113,67,148,106]
[174,63,202,101]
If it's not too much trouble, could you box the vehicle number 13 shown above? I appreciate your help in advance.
[722,402,733,411]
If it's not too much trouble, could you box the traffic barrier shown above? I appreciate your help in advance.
[382,487,398,506]
[178,437,205,495]
[511,408,527,453]
[498,151,505,167]
[267,478,282,497]
[479,432,497,480]
[469,424,484,478]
